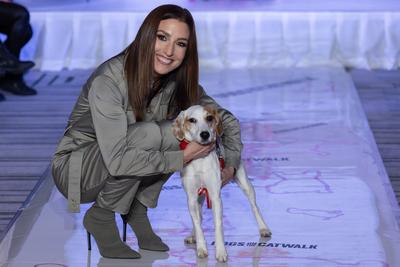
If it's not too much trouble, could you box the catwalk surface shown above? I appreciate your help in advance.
[0,67,399,267]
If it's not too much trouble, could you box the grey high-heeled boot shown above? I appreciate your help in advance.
[126,199,169,251]
[83,206,141,259]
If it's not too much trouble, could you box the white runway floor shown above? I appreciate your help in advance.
[0,67,399,267]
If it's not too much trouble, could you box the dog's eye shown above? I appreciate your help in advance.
[206,115,214,122]
[188,118,197,123]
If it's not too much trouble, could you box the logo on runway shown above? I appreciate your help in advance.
[34,264,68,267]
[162,185,182,190]
[243,157,289,162]
[211,241,318,249]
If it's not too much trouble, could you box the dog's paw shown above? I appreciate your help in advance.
[184,235,196,244]
[260,228,272,237]
[216,248,228,262]
[197,248,208,258]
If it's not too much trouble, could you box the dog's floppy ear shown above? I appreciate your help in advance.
[205,105,223,136]
[215,111,223,136]
[172,111,185,141]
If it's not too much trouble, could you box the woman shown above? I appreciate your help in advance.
[52,4,242,259]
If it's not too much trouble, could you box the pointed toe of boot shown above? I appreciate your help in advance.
[139,240,170,252]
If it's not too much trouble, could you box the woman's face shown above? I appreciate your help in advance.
[154,18,189,76]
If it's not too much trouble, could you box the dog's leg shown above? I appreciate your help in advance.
[183,179,208,258]
[189,195,208,258]
[234,163,272,237]
[184,229,196,244]
[206,179,227,262]
[185,194,205,244]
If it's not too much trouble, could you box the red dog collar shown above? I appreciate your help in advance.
[179,139,190,150]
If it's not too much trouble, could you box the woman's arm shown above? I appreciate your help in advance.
[88,75,184,177]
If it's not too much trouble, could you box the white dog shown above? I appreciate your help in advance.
[172,105,272,262]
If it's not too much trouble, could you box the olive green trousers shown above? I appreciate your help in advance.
[52,121,180,214]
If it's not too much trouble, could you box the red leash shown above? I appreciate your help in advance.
[198,187,212,209]
[180,140,224,209]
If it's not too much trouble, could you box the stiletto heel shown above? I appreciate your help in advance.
[121,214,128,242]
[87,231,91,251]
[83,206,141,258]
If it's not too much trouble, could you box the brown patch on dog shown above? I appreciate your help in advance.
[172,113,185,141]
[182,115,192,135]
[173,111,194,141]
[204,106,223,136]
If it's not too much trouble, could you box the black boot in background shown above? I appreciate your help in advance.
[0,75,37,95]
[0,42,34,75]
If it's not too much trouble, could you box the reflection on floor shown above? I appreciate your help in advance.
[1,67,399,267]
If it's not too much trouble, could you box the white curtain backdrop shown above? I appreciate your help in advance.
[21,11,400,70]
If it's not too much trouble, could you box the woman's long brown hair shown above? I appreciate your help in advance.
[124,4,199,121]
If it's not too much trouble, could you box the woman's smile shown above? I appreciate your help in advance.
[155,54,173,65]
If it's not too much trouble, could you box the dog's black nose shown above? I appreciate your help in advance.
[200,131,210,140]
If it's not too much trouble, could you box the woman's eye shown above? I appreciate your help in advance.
[206,115,214,122]
[189,118,197,123]
[157,34,167,41]
[177,42,187,48]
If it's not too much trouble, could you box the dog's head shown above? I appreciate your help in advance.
[172,105,223,144]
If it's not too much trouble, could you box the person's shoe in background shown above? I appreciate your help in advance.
[0,79,37,95]
[0,43,34,75]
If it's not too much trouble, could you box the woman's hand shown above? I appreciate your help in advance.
[221,166,235,187]
[183,142,215,164]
